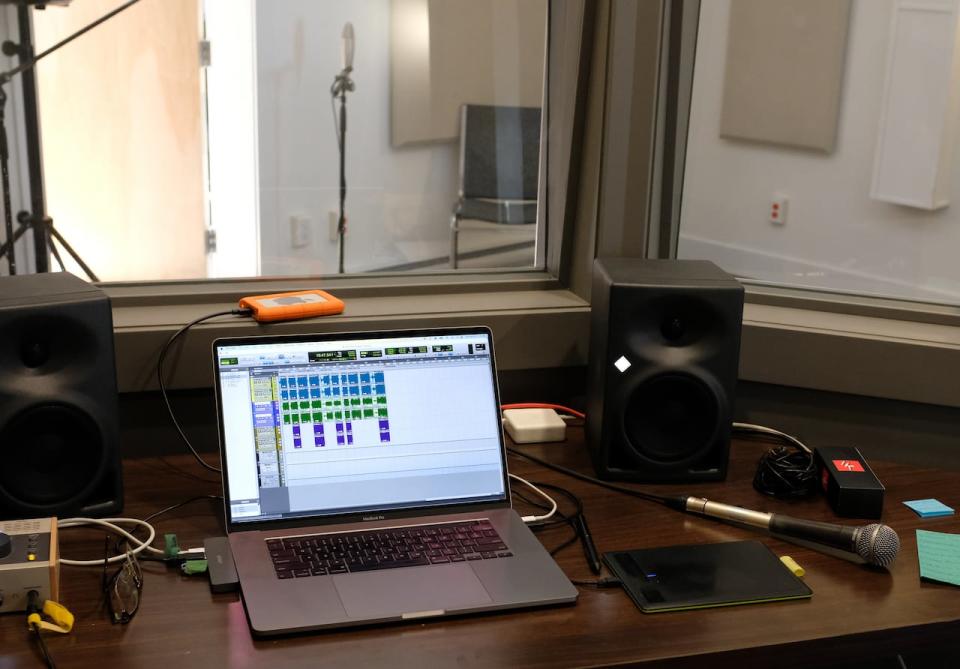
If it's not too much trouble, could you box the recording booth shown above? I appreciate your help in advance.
[2,1,960,668]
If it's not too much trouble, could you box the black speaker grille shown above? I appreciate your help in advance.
[0,403,105,508]
[622,373,720,465]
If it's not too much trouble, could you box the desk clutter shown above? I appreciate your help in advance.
[0,427,960,666]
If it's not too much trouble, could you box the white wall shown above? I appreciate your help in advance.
[205,0,260,279]
[255,0,459,275]
[678,0,960,303]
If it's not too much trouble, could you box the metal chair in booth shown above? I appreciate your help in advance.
[449,104,541,269]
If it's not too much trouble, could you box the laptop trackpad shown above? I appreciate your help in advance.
[333,564,492,619]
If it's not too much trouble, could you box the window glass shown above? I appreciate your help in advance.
[24,0,546,282]
[678,0,960,305]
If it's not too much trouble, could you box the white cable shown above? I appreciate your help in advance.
[732,422,812,454]
[56,517,165,567]
[509,473,558,523]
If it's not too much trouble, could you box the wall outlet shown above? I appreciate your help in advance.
[290,215,311,248]
[769,194,788,225]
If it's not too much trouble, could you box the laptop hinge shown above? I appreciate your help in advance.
[401,610,446,620]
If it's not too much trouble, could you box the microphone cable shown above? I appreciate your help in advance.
[157,309,253,474]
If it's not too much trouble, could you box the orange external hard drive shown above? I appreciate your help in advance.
[239,289,345,322]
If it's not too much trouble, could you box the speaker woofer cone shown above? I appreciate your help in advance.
[0,403,106,510]
[622,372,721,466]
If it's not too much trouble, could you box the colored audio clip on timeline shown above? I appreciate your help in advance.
[239,289,345,322]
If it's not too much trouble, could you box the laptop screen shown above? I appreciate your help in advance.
[213,328,507,526]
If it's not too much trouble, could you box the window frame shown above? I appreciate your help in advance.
[617,0,960,409]
[96,0,599,393]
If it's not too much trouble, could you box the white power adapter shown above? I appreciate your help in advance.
[503,408,567,444]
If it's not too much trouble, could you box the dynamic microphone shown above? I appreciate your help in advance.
[680,495,900,567]
[341,22,355,74]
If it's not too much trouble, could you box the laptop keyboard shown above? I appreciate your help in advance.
[267,519,512,579]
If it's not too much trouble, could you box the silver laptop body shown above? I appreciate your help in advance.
[213,326,577,635]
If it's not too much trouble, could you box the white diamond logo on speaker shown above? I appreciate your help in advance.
[614,356,632,373]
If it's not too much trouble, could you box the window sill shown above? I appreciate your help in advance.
[741,301,960,408]
[111,281,591,393]
[109,273,960,410]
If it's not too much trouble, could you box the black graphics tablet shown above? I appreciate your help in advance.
[603,540,812,613]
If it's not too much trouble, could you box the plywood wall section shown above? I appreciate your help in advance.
[32,0,205,281]
[391,0,547,146]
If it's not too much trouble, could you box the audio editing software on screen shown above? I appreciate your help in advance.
[217,334,504,523]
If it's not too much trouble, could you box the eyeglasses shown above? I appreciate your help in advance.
[102,538,143,625]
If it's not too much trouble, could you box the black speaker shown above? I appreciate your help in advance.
[0,272,123,519]
[586,258,744,482]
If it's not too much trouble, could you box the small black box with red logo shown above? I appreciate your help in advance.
[814,446,884,519]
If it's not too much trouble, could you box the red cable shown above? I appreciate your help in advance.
[500,403,586,420]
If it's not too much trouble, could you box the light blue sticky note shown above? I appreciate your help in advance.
[916,530,960,587]
[904,499,955,518]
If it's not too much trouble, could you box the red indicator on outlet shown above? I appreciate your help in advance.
[769,195,788,225]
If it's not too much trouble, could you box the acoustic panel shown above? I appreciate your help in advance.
[719,0,851,153]
[870,0,960,210]
[391,0,546,146]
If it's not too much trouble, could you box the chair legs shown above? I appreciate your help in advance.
[449,214,460,269]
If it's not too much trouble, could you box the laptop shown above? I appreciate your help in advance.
[212,326,577,635]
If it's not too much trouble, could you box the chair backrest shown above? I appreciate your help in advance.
[459,104,541,201]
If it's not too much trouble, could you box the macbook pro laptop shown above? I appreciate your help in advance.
[213,326,577,635]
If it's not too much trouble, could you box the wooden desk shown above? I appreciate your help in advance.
[2,430,959,668]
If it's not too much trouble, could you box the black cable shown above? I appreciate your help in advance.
[157,309,253,473]
[32,624,55,669]
[142,495,223,525]
[752,446,818,499]
[117,495,226,564]
[507,447,685,509]
[27,591,56,668]
[570,576,621,588]
[525,481,584,529]
[511,488,552,513]
[549,526,581,557]
[509,478,589,560]
[733,424,818,499]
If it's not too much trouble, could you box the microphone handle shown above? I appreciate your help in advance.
[768,514,857,553]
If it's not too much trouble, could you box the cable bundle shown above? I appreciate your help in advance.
[734,423,818,499]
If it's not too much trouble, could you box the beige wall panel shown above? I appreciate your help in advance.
[32,0,205,281]
[391,0,546,146]
[719,0,851,152]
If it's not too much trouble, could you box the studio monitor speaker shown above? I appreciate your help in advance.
[586,258,744,482]
[0,272,123,519]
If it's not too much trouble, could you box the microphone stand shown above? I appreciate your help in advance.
[331,69,353,275]
[0,0,143,279]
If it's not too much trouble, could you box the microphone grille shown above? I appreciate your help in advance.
[856,523,900,567]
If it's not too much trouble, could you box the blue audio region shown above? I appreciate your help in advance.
[278,371,390,447]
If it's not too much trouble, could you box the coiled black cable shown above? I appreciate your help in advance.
[734,423,818,499]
